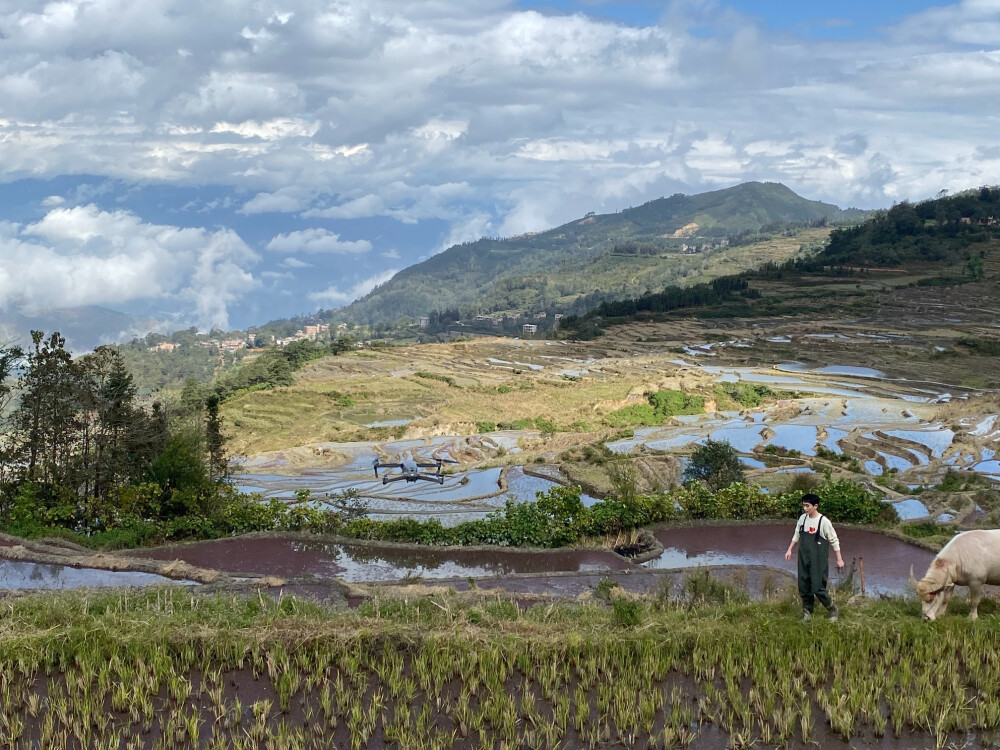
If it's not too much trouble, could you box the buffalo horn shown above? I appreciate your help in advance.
[909,565,919,590]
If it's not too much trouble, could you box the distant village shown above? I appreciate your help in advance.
[146,308,570,354]
[149,323,336,353]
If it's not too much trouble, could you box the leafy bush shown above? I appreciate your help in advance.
[324,390,355,407]
[764,445,801,457]
[673,482,792,520]
[604,404,660,428]
[716,382,788,408]
[605,390,704,427]
[938,469,986,492]
[788,472,821,493]
[684,440,746,491]
[784,478,896,525]
[535,416,558,437]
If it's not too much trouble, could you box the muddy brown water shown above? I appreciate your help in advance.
[134,536,631,583]
[646,524,937,595]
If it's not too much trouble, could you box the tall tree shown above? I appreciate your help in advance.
[0,340,25,495]
[78,346,145,501]
[13,332,83,491]
[204,393,228,482]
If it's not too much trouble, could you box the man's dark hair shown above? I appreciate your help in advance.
[802,493,821,506]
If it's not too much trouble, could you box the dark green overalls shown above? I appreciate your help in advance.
[798,514,834,614]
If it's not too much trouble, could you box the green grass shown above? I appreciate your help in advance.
[1,588,998,748]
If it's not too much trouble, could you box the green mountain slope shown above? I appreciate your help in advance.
[338,182,861,324]
[560,185,1000,334]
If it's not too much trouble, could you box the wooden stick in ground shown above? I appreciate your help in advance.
[859,556,866,597]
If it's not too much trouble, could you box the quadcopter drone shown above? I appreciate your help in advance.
[372,456,458,485]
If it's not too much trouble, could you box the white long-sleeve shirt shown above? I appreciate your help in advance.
[791,513,841,551]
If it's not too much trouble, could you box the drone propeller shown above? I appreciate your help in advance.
[373,459,406,477]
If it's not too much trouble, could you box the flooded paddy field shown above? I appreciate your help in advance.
[223,305,999,540]
[232,365,995,528]
[125,525,947,602]
[0,559,187,590]
[133,535,631,583]
[645,524,936,596]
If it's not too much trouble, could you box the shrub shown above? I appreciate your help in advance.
[785,478,896,525]
[716,382,786,408]
[605,389,704,427]
[535,416,558,437]
[612,599,642,628]
[788,472,821,493]
[684,440,746,491]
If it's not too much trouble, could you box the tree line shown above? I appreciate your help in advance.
[0,332,233,542]
[559,187,1000,338]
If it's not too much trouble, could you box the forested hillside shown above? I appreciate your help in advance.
[560,186,1000,336]
[334,182,860,325]
[816,186,1000,274]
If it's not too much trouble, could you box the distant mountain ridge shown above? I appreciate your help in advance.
[0,306,157,354]
[336,182,862,325]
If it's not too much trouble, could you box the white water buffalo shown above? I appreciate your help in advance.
[910,529,1000,621]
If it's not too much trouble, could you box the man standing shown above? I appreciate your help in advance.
[784,493,845,622]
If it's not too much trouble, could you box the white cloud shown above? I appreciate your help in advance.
[0,1,991,222]
[281,256,311,268]
[0,205,258,330]
[211,118,320,140]
[266,228,372,254]
[0,0,997,327]
[241,190,309,214]
[304,182,473,223]
[309,269,398,306]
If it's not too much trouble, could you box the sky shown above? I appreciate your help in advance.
[0,0,998,343]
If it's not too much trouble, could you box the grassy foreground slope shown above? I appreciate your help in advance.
[1,588,997,749]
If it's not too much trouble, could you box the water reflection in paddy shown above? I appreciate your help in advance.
[710,424,764,453]
[135,537,630,583]
[764,425,818,455]
[777,363,887,379]
[237,465,602,526]
[884,429,955,458]
[0,560,188,590]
